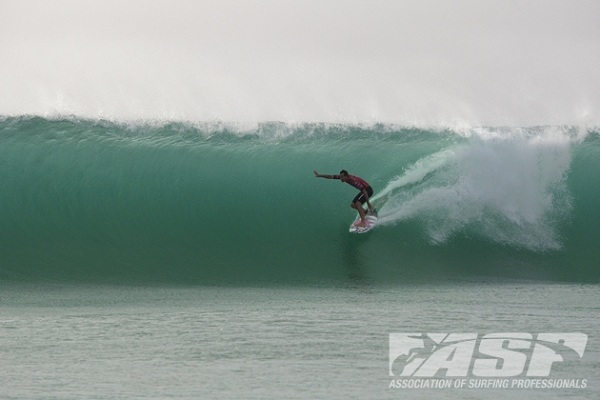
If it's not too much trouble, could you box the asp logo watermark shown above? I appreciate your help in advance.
[388,333,588,390]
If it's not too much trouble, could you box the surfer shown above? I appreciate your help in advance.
[314,170,374,227]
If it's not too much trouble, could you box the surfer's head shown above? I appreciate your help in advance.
[339,170,349,182]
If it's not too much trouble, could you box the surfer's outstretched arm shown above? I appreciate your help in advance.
[314,170,337,179]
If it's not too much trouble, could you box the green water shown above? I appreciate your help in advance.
[1,283,598,399]
[1,118,599,285]
[1,118,599,399]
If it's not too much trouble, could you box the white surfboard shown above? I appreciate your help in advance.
[349,213,378,234]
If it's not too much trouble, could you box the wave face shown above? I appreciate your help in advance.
[1,117,598,284]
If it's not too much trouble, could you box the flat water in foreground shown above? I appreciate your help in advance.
[1,283,598,399]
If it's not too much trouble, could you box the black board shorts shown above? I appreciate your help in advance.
[352,186,374,205]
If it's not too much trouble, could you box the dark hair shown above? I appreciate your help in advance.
[339,170,349,176]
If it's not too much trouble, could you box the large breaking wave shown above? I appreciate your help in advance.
[1,117,598,285]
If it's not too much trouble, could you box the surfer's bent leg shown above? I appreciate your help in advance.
[351,193,368,225]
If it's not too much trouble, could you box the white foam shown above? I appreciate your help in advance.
[378,128,574,250]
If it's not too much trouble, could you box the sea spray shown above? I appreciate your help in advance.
[378,127,573,250]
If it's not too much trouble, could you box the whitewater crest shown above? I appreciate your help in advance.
[377,127,574,250]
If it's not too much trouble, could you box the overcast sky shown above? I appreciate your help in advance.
[1,0,599,125]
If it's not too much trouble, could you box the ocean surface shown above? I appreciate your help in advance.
[1,283,598,399]
[1,117,599,398]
